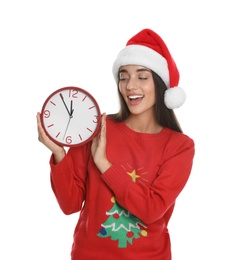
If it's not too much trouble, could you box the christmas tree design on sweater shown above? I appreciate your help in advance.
[98,196,148,248]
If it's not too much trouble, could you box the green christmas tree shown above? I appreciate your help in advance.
[98,197,148,248]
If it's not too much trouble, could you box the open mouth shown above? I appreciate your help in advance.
[128,95,144,101]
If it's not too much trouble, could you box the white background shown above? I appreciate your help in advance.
[1,0,230,259]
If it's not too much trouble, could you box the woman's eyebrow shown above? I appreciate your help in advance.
[119,69,128,73]
[136,68,152,72]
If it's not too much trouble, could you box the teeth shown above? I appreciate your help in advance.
[129,95,143,99]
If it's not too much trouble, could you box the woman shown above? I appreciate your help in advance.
[37,28,195,260]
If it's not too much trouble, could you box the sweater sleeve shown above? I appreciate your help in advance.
[50,143,91,215]
[101,137,195,225]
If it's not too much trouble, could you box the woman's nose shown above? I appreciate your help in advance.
[126,78,137,90]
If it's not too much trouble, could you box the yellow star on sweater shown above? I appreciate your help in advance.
[127,169,140,182]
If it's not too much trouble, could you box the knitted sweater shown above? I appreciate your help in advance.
[50,117,195,260]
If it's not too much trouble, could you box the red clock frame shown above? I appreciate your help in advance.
[40,86,101,147]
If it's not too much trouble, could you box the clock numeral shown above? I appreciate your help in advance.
[69,89,78,98]
[78,134,82,141]
[44,110,50,118]
[93,115,99,123]
[65,136,72,144]
[82,95,87,102]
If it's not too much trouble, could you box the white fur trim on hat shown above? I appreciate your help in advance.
[164,86,186,109]
[112,45,170,87]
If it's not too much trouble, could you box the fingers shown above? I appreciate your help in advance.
[100,113,106,137]
[36,112,51,146]
[36,112,41,124]
[36,112,45,137]
[36,112,43,139]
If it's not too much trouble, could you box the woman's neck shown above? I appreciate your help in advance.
[125,114,162,134]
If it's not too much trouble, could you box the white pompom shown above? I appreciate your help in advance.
[164,87,186,109]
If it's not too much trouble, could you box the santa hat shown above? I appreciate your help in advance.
[112,28,186,109]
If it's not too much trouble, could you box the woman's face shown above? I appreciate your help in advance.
[119,65,155,118]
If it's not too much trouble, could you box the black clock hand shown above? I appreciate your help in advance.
[70,100,74,116]
[60,93,71,116]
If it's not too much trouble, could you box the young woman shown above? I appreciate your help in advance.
[37,28,195,260]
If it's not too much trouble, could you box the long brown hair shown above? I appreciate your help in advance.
[108,71,183,133]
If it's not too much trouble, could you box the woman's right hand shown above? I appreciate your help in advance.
[37,112,66,164]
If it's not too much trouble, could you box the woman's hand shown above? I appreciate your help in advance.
[91,113,112,173]
[36,112,66,164]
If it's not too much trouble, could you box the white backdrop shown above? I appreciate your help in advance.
[1,0,230,259]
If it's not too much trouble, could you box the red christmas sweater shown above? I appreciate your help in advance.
[50,117,195,260]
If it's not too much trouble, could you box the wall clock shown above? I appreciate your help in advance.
[41,86,101,147]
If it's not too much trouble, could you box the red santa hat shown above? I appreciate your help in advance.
[112,28,186,109]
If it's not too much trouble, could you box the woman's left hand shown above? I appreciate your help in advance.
[91,113,112,173]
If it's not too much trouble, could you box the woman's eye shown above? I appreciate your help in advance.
[119,76,128,81]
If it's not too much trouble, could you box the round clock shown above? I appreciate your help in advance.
[41,86,101,147]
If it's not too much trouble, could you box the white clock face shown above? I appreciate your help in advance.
[41,86,101,147]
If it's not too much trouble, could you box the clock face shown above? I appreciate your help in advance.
[41,86,101,147]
